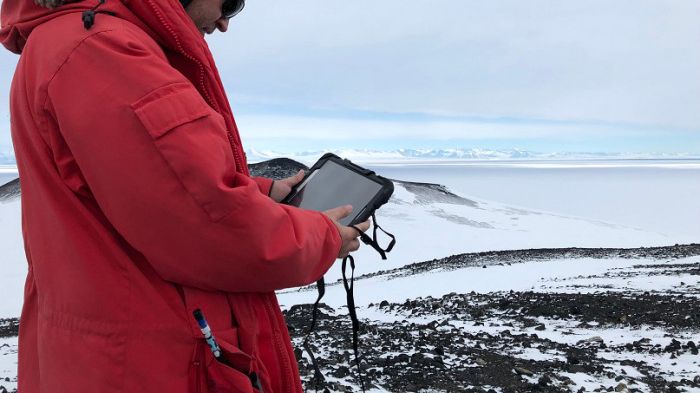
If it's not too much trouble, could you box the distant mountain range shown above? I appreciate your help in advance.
[245,148,700,164]
[0,147,697,167]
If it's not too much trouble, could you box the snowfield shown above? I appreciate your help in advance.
[1,159,698,393]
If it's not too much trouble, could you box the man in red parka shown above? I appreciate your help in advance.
[0,0,369,392]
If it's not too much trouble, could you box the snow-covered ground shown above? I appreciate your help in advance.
[302,173,687,285]
[1,159,698,392]
[277,256,700,309]
[282,248,700,392]
[0,335,17,391]
[0,166,685,317]
[0,174,23,319]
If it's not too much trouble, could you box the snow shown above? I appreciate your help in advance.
[2,164,687,318]
[1,161,699,391]
[0,336,18,392]
[0,166,18,174]
[278,251,700,392]
[312,181,680,286]
[277,256,699,310]
[0,194,24,318]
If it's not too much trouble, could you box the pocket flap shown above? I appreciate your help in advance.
[203,331,257,393]
[132,83,212,139]
[216,329,254,375]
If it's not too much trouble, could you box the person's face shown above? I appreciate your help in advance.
[184,0,230,36]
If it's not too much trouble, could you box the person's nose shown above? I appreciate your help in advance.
[215,18,229,33]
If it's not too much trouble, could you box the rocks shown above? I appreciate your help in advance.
[409,353,424,364]
[331,366,350,378]
[566,354,580,365]
[578,336,604,346]
[514,366,534,376]
[538,375,552,387]
[293,347,303,362]
[0,178,20,202]
[283,278,700,392]
[248,158,307,180]
[665,339,682,352]
[0,319,19,338]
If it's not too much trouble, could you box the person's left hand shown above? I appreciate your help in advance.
[269,169,306,202]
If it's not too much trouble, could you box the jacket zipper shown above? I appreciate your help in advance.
[264,296,294,393]
[147,4,273,393]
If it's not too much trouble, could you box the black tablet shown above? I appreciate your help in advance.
[282,153,394,226]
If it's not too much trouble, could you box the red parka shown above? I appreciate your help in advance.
[1,1,341,392]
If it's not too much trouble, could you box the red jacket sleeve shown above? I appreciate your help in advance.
[252,176,274,196]
[44,27,341,293]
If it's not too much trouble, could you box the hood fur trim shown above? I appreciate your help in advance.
[34,0,65,8]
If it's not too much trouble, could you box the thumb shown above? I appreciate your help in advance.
[323,205,353,222]
[284,169,305,186]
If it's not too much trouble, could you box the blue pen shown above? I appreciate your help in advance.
[193,309,266,392]
[193,309,223,361]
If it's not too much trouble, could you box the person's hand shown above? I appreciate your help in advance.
[323,205,371,259]
[269,169,305,202]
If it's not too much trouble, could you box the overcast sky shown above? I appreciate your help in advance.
[1,0,699,155]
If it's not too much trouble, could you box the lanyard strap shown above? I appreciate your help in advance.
[302,213,396,392]
[302,277,330,393]
[357,212,396,260]
[341,254,366,392]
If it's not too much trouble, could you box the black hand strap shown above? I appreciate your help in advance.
[302,277,329,393]
[302,214,395,393]
[355,212,396,260]
[342,255,366,392]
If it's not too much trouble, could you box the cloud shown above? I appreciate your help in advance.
[1,0,698,152]
[235,111,680,142]
[209,0,700,130]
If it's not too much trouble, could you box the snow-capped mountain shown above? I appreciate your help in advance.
[0,147,695,167]
[245,148,700,164]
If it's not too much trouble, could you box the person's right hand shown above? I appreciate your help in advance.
[323,205,371,259]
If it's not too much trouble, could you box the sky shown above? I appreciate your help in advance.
[1,0,700,156]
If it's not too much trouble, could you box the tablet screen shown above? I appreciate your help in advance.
[287,160,383,226]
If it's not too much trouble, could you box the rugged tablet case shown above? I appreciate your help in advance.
[282,153,394,225]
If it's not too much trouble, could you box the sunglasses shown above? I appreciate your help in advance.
[179,0,245,19]
[222,0,245,19]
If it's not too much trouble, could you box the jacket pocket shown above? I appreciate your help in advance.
[203,329,259,393]
[131,82,238,222]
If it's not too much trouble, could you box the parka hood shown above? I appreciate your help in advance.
[2,0,239,143]
[0,0,88,54]
[1,0,204,55]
